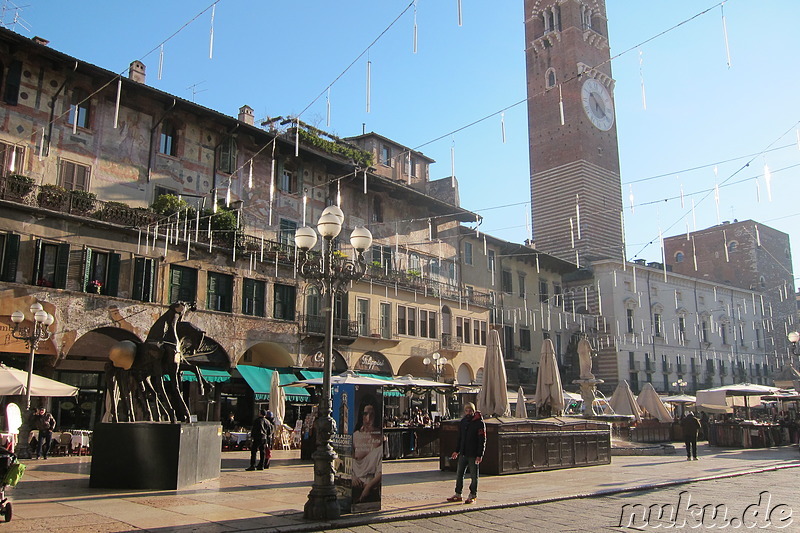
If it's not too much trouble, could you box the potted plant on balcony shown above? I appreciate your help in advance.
[3,174,34,200]
[37,184,69,210]
[69,189,97,215]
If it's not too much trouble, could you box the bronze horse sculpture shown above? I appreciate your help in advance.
[105,302,228,423]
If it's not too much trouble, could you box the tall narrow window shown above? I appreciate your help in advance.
[428,311,437,339]
[539,280,549,303]
[0,142,24,177]
[169,265,197,303]
[407,307,417,337]
[463,242,473,266]
[654,313,663,337]
[32,240,69,289]
[279,219,297,247]
[381,145,391,166]
[132,257,157,302]
[419,309,428,338]
[372,197,383,223]
[357,298,370,337]
[207,272,233,312]
[159,120,178,156]
[243,278,266,317]
[501,270,512,293]
[0,232,20,283]
[397,305,407,335]
[518,273,526,298]
[82,248,120,296]
[217,137,237,174]
[59,160,90,191]
[380,302,391,338]
[463,318,471,344]
[68,88,91,129]
[273,283,296,320]
[626,308,635,333]
[278,168,296,193]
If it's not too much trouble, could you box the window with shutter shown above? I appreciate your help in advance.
[217,137,237,174]
[0,142,25,177]
[207,272,233,312]
[169,265,197,303]
[273,283,296,320]
[58,160,90,191]
[133,257,156,302]
[242,278,266,317]
[0,233,19,282]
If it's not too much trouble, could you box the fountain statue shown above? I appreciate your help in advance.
[572,338,604,417]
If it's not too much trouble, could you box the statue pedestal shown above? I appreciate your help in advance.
[90,422,221,490]
[572,378,605,418]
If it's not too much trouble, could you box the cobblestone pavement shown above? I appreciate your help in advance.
[321,467,799,533]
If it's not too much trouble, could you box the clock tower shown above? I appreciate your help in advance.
[524,0,624,263]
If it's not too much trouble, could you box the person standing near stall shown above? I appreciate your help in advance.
[32,407,56,460]
[681,411,702,460]
[446,402,485,504]
[246,409,273,471]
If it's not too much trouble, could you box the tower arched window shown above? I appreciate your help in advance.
[727,240,738,253]
[546,68,557,89]
[675,251,684,263]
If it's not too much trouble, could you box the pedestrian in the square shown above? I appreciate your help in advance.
[447,402,485,504]
[681,411,702,460]
[32,407,56,459]
[246,409,274,471]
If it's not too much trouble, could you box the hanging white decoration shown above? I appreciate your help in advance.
[569,218,575,249]
[638,49,647,110]
[413,0,418,53]
[8,146,16,173]
[457,0,463,26]
[326,88,331,128]
[38,128,45,161]
[575,195,581,239]
[366,59,372,113]
[248,159,253,189]
[295,119,299,157]
[796,129,800,150]
[302,193,307,227]
[260,236,264,263]
[195,209,200,241]
[713,182,721,224]
[337,179,341,208]
[628,184,635,214]
[269,156,276,225]
[721,2,732,68]
[72,104,78,134]
[113,77,122,129]
[558,84,565,126]
[450,142,456,187]
[428,218,433,241]
[679,180,684,208]
[209,3,216,60]
[755,224,761,247]
[535,253,540,274]
[225,183,231,207]
[158,44,164,80]
[723,230,730,262]
[363,168,368,194]
[500,112,506,143]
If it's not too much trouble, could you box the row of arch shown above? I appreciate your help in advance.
[65,327,483,384]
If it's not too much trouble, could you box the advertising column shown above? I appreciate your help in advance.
[332,383,383,514]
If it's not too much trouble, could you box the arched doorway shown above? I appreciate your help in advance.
[237,342,294,368]
[441,305,452,336]
[456,363,474,385]
[397,356,429,378]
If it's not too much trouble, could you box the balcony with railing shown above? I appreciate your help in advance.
[644,361,656,373]
[299,314,358,342]
[362,265,492,308]
[439,333,462,354]
[629,361,642,372]
[348,318,401,350]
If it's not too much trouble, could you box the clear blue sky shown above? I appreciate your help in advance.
[11,1,800,285]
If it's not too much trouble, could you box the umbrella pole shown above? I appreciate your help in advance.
[16,341,37,459]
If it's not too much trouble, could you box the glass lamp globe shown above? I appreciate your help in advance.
[10,310,24,324]
[29,302,43,314]
[44,313,55,326]
[295,226,318,251]
[321,205,345,226]
[317,212,343,239]
[349,226,373,252]
[788,331,800,343]
[34,310,48,323]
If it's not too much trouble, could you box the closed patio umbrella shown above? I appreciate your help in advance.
[604,380,642,420]
[476,329,510,417]
[636,383,673,422]
[0,364,78,397]
[532,338,565,416]
[515,386,527,418]
[269,368,286,425]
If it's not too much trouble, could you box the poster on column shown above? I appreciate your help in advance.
[332,383,383,514]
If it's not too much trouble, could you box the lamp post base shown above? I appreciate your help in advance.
[303,414,340,520]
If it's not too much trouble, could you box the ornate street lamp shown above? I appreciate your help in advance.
[671,378,687,393]
[423,351,445,382]
[295,205,372,520]
[10,302,55,459]
[787,331,800,366]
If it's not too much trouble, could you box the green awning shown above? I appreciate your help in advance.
[237,365,310,403]
[299,370,324,380]
[181,368,231,383]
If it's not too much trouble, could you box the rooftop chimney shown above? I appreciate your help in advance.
[128,61,146,84]
[32,36,50,46]
[238,105,254,126]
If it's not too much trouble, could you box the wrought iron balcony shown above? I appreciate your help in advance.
[300,314,358,339]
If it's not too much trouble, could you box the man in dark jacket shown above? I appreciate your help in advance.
[246,409,274,471]
[32,407,56,459]
[447,402,486,504]
[681,411,702,460]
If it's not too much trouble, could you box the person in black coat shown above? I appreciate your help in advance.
[246,409,274,471]
[447,402,486,504]
[681,411,702,460]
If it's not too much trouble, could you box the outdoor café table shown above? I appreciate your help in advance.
[229,432,249,445]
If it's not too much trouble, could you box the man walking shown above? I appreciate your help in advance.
[32,407,56,459]
[246,409,274,471]
[447,402,485,504]
[681,411,702,460]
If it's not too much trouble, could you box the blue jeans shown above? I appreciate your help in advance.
[36,431,52,458]
[454,454,479,496]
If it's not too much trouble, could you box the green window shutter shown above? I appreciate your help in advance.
[105,253,120,296]
[146,259,156,302]
[82,247,93,292]
[132,257,145,301]
[32,239,42,285]
[55,243,70,289]
[1,233,20,282]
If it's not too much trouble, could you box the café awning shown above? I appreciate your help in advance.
[236,365,310,403]
[180,368,231,383]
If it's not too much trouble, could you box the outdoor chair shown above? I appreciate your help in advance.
[54,432,73,456]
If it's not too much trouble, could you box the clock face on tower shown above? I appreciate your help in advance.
[580,78,614,131]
